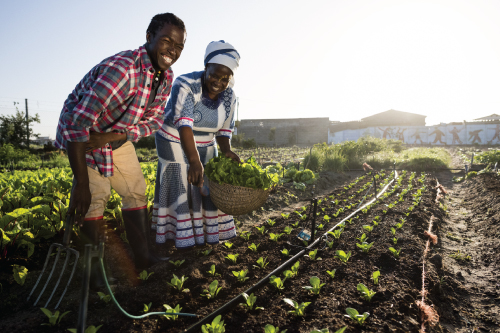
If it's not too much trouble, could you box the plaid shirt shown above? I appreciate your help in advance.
[55,45,173,177]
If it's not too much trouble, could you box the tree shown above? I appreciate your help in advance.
[0,108,40,148]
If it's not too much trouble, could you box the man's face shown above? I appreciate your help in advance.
[146,24,186,71]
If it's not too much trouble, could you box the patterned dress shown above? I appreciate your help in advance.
[152,71,237,248]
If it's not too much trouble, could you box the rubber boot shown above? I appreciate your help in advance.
[122,208,169,270]
[80,219,115,290]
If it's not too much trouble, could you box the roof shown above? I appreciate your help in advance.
[360,109,426,121]
[473,114,500,121]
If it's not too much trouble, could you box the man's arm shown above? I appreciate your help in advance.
[67,142,91,226]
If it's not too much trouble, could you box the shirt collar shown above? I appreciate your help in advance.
[139,44,173,81]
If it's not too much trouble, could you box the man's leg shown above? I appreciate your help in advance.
[110,142,168,270]
[79,166,113,289]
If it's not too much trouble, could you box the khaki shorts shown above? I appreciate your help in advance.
[82,141,147,220]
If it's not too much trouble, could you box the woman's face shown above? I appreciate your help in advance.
[204,64,233,98]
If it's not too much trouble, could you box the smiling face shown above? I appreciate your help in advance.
[203,63,233,99]
[146,24,186,71]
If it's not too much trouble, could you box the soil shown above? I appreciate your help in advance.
[1,170,499,332]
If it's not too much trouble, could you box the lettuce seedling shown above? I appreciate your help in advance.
[97,291,111,303]
[328,229,343,239]
[291,221,300,228]
[239,231,251,241]
[372,270,380,285]
[269,275,286,290]
[326,239,334,249]
[281,248,290,256]
[290,261,300,276]
[143,302,152,313]
[374,216,381,222]
[167,274,189,292]
[200,249,213,256]
[283,298,310,316]
[316,223,325,230]
[223,242,234,249]
[301,206,307,211]
[303,276,326,295]
[393,237,398,245]
[240,292,263,311]
[357,283,376,301]
[254,256,270,269]
[248,243,260,252]
[281,213,290,219]
[201,280,222,299]
[255,225,266,235]
[326,269,336,279]
[383,210,388,215]
[207,264,220,277]
[306,249,322,261]
[67,326,103,333]
[282,270,295,279]
[395,222,403,229]
[356,242,374,253]
[40,308,70,326]
[334,250,351,264]
[389,247,401,258]
[363,225,373,233]
[346,218,353,224]
[264,324,286,333]
[283,226,293,234]
[356,233,367,243]
[267,219,277,226]
[163,304,182,321]
[169,259,185,267]
[225,253,239,263]
[390,227,396,236]
[345,307,369,325]
[137,270,154,281]
[372,220,378,226]
[300,214,308,221]
[233,269,249,283]
[269,233,284,242]
[12,265,27,286]
[201,314,225,333]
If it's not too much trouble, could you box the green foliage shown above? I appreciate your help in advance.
[200,249,213,256]
[12,265,28,285]
[281,248,290,257]
[225,253,239,264]
[248,243,260,252]
[281,212,290,219]
[283,226,293,234]
[283,298,310,316]
[255,225,266,235]
[97,292,111,304]
[306,249,322,261]
[163,304,182,321]
[232,269,249,283]
[372,270,380,285]
[239,231,251,241]
[0,109,40,148]
[327,228,342,239]
[240,293,263,311]
[137,270,154,281]
[334,250,351,264]
[264,324,287,333]
[169,259,185,267]
[357,283,376,301]
[326,269,336,279]
[303,276,326,295]
[269,232,284,242]
[205,155,278,190]
[269,275,286,290]
[254,256,270,269]
[166,274,189,292]
[356,242,374,253]
[389,247,401,258]
[201,280,222,299]
[143,302,152,313]
[206,264,220,277]
[201,315,226,333]
[223,242,233,249]
[67,325,103,333]
[267,219,276,226]
[345,307,369,325]
[40,308,70,326]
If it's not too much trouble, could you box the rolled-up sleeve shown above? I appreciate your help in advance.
[171,81,195,130]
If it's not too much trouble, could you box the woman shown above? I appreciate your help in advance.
[152,40,240,248]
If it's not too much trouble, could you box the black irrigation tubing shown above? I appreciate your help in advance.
[182,171,398,333]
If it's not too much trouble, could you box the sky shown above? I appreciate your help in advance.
[1,0,500,139]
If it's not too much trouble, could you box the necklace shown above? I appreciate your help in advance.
[155,70,162,81]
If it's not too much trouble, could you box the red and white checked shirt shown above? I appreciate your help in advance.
[55,45,173,177]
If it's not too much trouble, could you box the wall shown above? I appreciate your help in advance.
[328,123,500,145]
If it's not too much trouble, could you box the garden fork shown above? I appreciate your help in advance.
[27,214,79,309]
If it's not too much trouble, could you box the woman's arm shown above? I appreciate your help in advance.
[216,136,240,163]
[179,126,204,187]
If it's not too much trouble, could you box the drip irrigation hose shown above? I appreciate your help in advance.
[183,170,398,333]
[97,242,198,319]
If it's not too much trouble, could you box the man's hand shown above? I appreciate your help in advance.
[188,160,204,187]
[68,181,91,227]
[223,150,241,163]
[86,132,127,151]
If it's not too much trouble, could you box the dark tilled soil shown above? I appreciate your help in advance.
[1,171,499,332]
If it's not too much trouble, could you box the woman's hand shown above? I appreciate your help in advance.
[224,150,241,163]
[188,160,204,187]
[86,132,127,151]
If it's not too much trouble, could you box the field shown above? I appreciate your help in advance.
[1,145,499,332]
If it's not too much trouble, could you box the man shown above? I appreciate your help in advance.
[55,13,186,287]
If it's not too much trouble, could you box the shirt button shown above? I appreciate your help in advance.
[147,84,150,88]
[141,105,145,108]
[149,69,154,73]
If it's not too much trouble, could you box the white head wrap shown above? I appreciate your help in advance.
[204,40,240,88]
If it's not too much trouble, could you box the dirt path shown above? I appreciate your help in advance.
[433,171,500,332]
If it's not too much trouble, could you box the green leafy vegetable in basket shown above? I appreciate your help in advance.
[205,155,279,190]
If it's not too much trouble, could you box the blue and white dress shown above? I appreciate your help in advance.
[152,71,237,248]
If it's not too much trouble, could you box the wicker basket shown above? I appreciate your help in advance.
[209,180,271,216]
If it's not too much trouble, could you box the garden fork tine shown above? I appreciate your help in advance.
[27,214,79,309]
